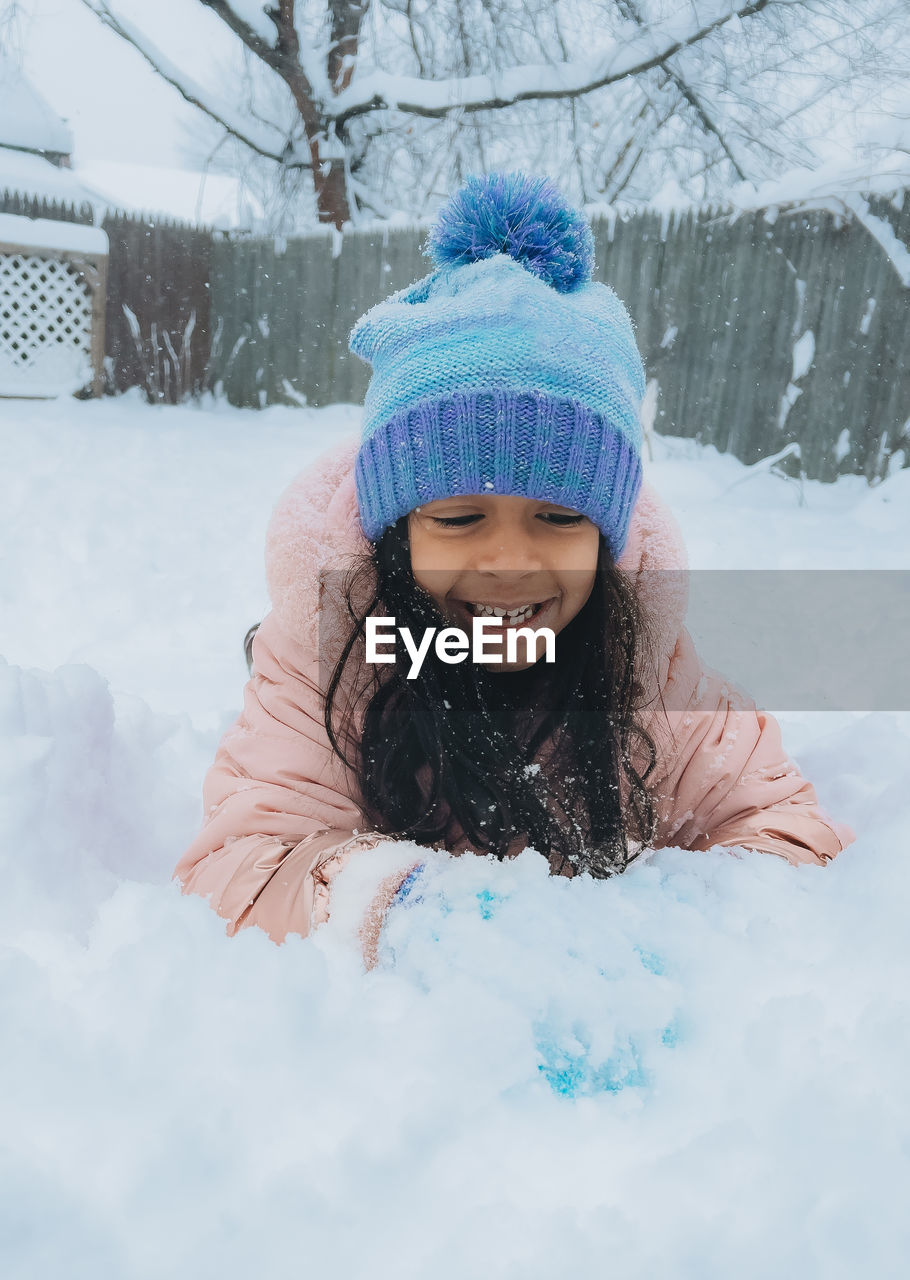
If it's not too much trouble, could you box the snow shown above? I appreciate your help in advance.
[331,0,800,120]
[76,160,264,229]
[860,297,877,337]
[777,381,802,430]
[0,212,107,255]
[0,151,218,233]
[220,1,275,45]
[841,195,910,289]
[724,174,910,292]
[791,329,815,383]
[0,51,72,156]
[75,2,294,164]
[0,147,98,209]
[1,392,908,1276]
[729,157,910,215]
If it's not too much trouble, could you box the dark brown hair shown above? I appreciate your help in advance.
[311,516,659,878]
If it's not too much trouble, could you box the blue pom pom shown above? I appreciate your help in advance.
[426,171,594,293]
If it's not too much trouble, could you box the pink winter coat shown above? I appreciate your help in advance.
[174,438,854,960]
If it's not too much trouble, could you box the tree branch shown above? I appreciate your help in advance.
[199,0,289,73]
[77,0,297,164]
[328,0,370,95]
[616,0,749,181]
[199,0,336,194]
[331,0,795,126]
[199,0,322,130]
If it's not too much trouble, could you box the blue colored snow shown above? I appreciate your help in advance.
[661,1018,681,1048]
[535,1028,653,1098]
[476,888,505,919]
[634,946,667,975]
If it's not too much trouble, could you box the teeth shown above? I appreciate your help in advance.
[470,602,538,623]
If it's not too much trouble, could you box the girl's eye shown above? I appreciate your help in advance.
[538,512,585,526]
[431,514,483,527]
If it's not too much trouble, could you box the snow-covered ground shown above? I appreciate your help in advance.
[1,392,908,1278]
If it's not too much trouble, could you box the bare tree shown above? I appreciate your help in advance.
[79,0,910,228]
[0,2,25,58]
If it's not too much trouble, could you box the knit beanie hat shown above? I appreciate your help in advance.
[349,172,646,557]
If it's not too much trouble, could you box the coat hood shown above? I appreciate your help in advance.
[173,435,851,941]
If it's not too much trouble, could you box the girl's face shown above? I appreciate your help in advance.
[408,494,601,671]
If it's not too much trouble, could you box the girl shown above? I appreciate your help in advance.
[175,173,853,965]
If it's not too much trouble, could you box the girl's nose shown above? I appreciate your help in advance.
[472,526,544,573]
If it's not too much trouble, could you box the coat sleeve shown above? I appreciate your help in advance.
[646,628,854,866]
[173,608,420,948]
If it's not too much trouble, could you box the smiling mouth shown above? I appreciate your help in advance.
[458,600,552,626]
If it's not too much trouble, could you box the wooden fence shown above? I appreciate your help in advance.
[39,189,903,482]
[102,213,213,403]
[205,192,910,483]
[6,184,909,479]
[0,189,95,225]
[208,226,427,411]
[595,192,910,482]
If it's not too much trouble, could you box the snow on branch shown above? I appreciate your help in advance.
[728,151,910,287]
[330,0,793,124]
[198,1,332,105]
[840,194,910,289]
[198,0,332,149]
[77,0,303,165]
[615,0,749,181]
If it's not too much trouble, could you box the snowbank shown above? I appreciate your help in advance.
[0,394,907,1277]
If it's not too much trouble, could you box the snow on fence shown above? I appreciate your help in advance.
[205,191,910,484]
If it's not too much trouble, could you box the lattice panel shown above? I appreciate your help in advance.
[0,252,94,396]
